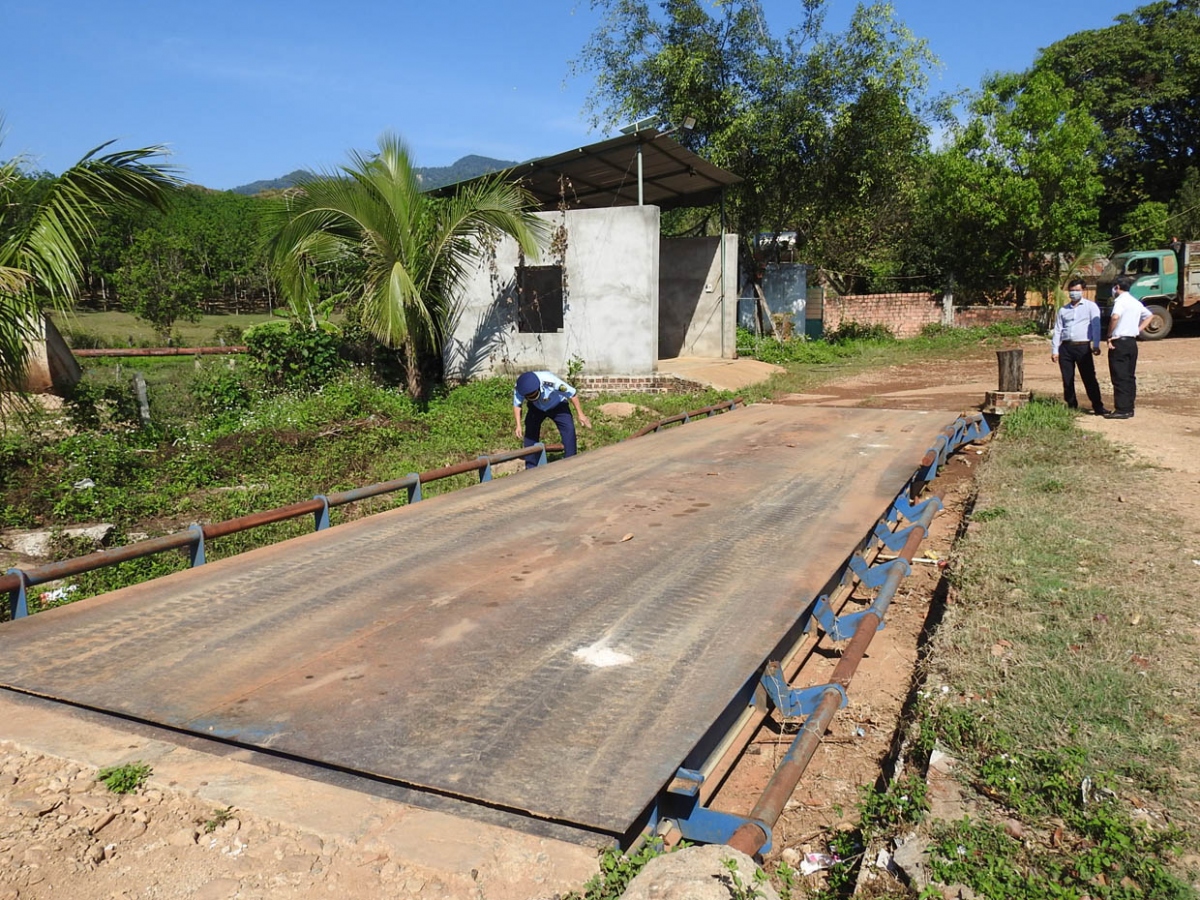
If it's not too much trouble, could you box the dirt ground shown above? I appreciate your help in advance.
[3,331,1198,900]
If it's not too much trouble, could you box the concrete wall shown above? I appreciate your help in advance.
[445,206,660,379]
[20,314,81,394]
[658,235,738,359]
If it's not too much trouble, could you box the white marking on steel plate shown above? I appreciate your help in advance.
[573,643,634,668]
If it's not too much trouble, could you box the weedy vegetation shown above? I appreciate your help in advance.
[96,761,152,794]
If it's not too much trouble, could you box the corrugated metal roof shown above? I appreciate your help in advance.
[434,130,742,212]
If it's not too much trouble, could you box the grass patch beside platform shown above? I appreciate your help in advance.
[917,398,1199,898]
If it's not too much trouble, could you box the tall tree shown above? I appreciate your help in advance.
[269,133,546,397]
[0,131,179,392]
[1031,1,1200,236]
[573,0,944,288]
[115,226,208,341]
[919,70,1105,302]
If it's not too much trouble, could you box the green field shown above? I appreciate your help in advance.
[50,309,278,348]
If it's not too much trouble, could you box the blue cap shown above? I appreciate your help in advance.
[516,372,540,396]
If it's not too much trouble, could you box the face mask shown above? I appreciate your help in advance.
[1068,290,1083,301]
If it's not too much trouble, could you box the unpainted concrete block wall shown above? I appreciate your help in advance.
[446,206,661,379]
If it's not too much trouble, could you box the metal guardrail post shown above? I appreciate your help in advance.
[5,568,29,620]
[313,495,331,531]
[187,524,206,567]
[406,474,423,503]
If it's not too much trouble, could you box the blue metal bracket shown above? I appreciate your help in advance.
[961,415,990,444]
[477,457,493,482]
[872,520,922,552]
[5,567,29,620]
[848,552,910,590]
[312,495,331,531]
[187,524,207,567]
[812,595,883,641]
[659,768,774,854]
[886,493,943,525]
[761,663,849,718]
[406,474,423,503]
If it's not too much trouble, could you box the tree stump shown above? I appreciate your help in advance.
[996,348,1024,392]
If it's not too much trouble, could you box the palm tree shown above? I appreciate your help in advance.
[270,133,546,397]
[0,129,180,393]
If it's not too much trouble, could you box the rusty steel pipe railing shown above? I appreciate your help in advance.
[200,499,326,541]
[5,399,734,618]
[0,531,199,596]
[628,399,742,439]
[726,495,942,856]
[72,347,248,357]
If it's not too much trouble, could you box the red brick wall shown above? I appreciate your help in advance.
[823,293,942,338]
[578,374,706,395]
[954,305,1043,329]
[823,293,1041,337]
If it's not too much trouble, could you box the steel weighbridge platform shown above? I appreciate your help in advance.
[0,405,975,845]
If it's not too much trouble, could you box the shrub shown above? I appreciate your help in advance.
[212,323,246,346]
[190,363,251,415]
[64,379,142,430]
[243,320,345,391]
[825,321,896,343]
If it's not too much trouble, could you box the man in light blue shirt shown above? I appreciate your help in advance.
[1050,278,1107,416]
[513,370,592,469]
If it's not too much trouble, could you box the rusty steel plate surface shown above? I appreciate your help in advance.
[0,406,944,835]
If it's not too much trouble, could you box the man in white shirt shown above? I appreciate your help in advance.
[1050,278,1107,415]
[1105,275,1153,419]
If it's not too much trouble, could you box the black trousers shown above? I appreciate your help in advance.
[1057,343,1105,411]
[523,401,577,469]
[1107,337,1139,413]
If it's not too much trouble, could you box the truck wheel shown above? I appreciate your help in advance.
[1141,304,1172,340]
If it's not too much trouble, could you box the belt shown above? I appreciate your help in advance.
[1111,335,1137,340]
[1064,340,1091,345]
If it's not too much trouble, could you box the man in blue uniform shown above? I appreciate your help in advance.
[513,371,592,468]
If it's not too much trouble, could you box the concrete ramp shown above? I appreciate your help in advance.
[0,405,942,841]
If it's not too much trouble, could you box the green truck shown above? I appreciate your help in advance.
[1095,240,1200,339]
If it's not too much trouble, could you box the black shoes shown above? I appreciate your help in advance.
[1104,410,1134,419]
[1093,407,1110,416]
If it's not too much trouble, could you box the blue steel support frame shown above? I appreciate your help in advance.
[640,414,990,852]
[654,768,775,853]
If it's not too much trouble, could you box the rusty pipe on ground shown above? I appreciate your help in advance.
[726,495,942,856]
[72,347,248,357]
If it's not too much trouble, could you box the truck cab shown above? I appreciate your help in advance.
[1095,241,1200,339]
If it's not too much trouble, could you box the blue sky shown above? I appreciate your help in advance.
[4,0,1138,190]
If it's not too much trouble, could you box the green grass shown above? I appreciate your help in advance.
[51,309,277,348]
[96,761,152,794]
[913,398,1200,899]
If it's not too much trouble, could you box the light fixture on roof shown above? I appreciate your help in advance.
[656,116,697,138]
[620,115,696,207]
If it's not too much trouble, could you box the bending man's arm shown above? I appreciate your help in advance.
[570,394,591,428]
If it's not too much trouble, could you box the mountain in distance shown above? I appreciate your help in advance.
[230,155,518,195]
